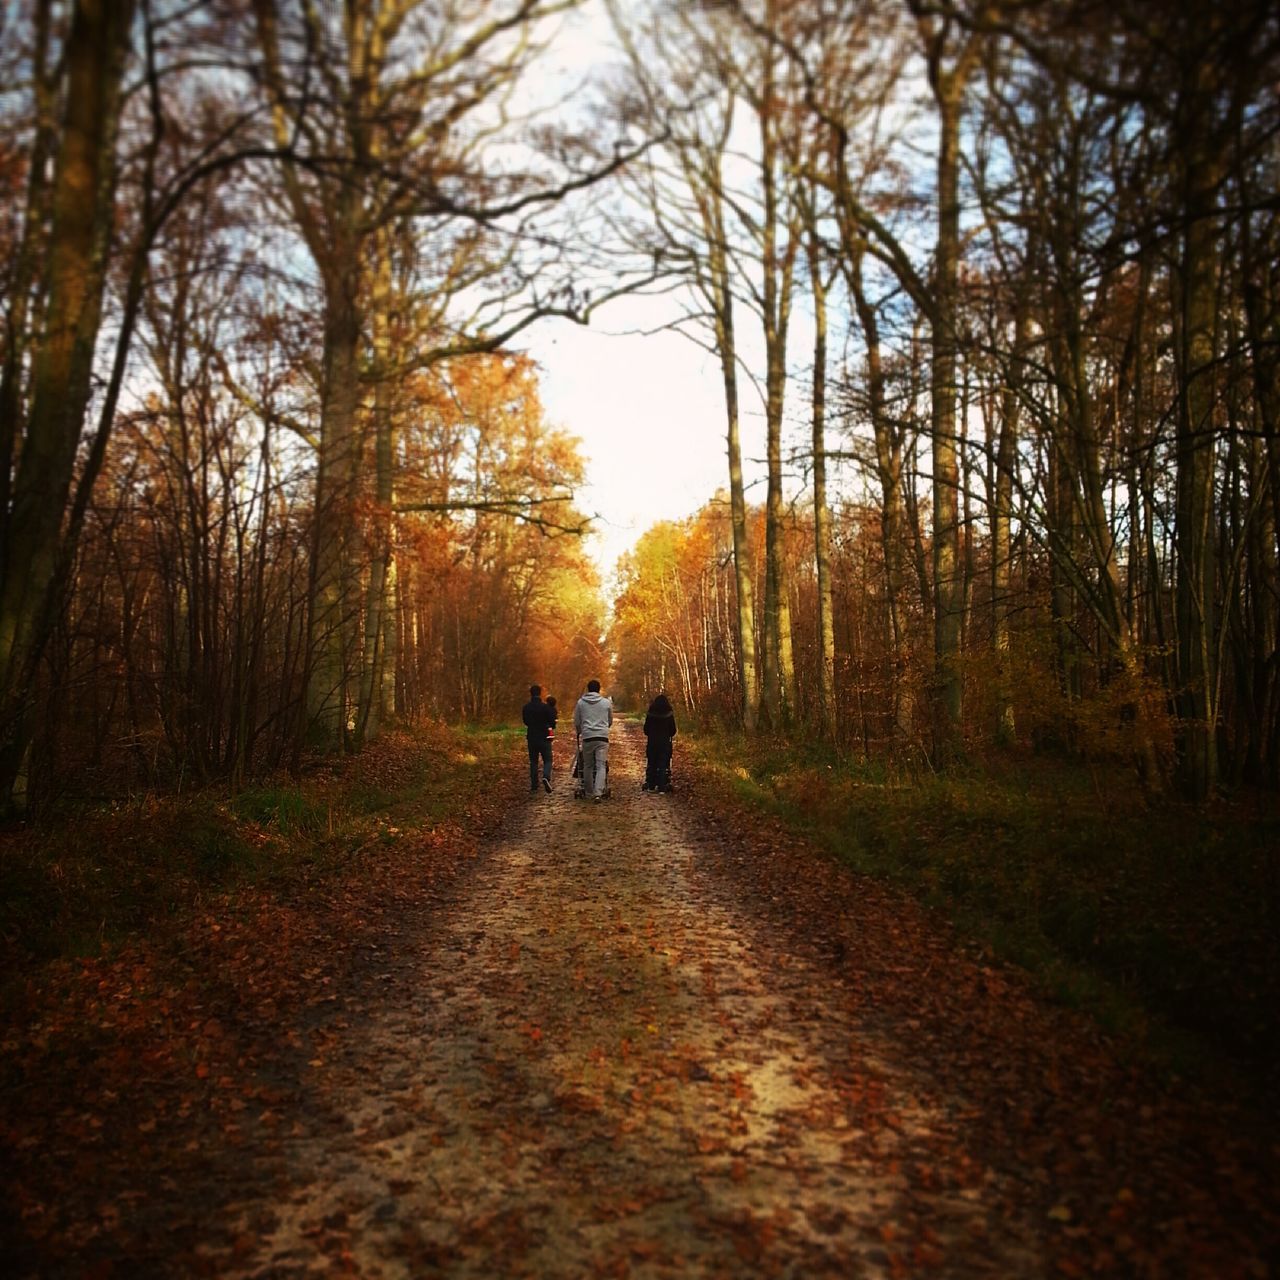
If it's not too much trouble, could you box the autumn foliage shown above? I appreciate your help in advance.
[0,0,638,813]
[611,495,1176,776]
[44,350,601,799]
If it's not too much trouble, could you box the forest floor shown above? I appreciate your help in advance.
[2,724,1278,1277]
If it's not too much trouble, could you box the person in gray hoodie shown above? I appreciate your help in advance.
[572,679,613,801]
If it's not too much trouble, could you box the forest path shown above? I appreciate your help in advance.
[5,725,1275,1277]
[207,724,1044,1278]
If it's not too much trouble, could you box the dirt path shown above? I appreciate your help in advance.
[5,725,1277,1277]
[189,726,1038,1278]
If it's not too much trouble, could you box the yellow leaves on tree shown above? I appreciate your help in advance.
[390,353,605,721]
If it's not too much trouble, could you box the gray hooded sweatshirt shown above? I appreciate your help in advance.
[573,691,613,741]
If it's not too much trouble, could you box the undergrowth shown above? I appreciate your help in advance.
[0,723,517,966]
[690,731,1280,1088]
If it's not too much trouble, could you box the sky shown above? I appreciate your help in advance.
[502,1,845,592]
[519,298,769,590]
[506,2,773,589]
[505,7,725,586]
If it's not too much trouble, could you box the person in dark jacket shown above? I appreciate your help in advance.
[642,693,677,792]
[522,684,553,792]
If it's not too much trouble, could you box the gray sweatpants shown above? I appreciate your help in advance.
[582,738,609,797]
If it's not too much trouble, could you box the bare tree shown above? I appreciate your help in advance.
[608,0,762,730]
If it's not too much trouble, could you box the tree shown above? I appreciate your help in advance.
[252,0,649,751]
[799,176,838,740]
[0,0,138,809]
[608,0,761,729]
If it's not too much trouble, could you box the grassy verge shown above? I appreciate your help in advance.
[687,730,1279,1085]
[0,722,519,966]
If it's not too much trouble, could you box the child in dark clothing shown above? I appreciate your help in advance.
[642,693,677,792]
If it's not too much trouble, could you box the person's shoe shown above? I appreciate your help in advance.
[543,777,552,793]
[593,795,602,804]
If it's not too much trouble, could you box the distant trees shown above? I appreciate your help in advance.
[0,1,620,808]
[392,353,599,723]
[1,0,1276,804]
[58,343,599,790]
[609,0,1280,795]
[612,507,743,718]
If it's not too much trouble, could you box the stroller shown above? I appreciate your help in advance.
[572,736,611,799]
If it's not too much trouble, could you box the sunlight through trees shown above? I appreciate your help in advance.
[0,0,1276,804]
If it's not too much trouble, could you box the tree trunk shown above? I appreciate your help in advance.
[0,0,58,538]
[714,250,759,732]
[1047,421,1079,712]
[808,227,837,741]
[1174,103,1222,799]
[1239,143,1280,786]
[758,11,796,728]
[308,259,363,749]
[846,242,912,743]
[357,237,397,745]
[992,300,1025,747]
[930,80,965,753]
[0,0,136,810]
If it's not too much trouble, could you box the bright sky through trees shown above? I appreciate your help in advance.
[523,301,767,587]
[515,1,774,584]
[4,0,1276,808]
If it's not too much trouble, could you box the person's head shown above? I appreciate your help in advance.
[587,679,601,693]
[546,696,556,709]
[530,683,541,699]
[649,691,672,715]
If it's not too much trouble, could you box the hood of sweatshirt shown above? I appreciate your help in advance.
[579,692,605,704]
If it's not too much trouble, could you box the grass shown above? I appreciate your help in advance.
[0,723,517,966]
[690,730,1280,1086]
[231,786,330,835]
